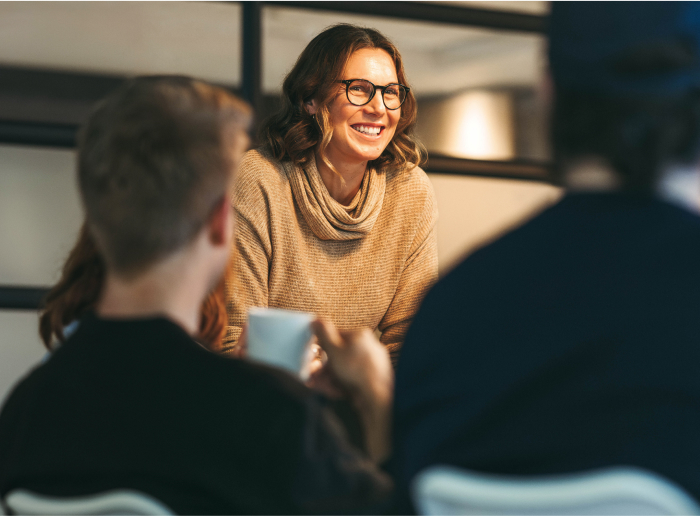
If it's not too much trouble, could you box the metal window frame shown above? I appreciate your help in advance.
[0,0,551,310]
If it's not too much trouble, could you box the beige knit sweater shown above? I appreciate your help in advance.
[222,149,438,361]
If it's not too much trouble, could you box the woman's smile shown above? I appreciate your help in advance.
[351,123,385,138]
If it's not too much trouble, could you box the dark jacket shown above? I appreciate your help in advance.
[0,313,391,514]
[393,193,700,512]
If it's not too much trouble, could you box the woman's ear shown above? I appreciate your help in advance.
[305,99,318,116]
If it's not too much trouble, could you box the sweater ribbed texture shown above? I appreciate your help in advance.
[221,149,438,362]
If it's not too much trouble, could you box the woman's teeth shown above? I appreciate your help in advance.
[352,125,381,135]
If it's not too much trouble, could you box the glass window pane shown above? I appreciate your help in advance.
[0,2,241,85]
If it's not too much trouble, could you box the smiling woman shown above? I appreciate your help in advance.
[219,24,438,364]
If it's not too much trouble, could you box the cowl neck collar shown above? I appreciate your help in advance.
[285,157,386,241]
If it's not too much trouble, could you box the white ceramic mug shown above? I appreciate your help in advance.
[247,307,314,379]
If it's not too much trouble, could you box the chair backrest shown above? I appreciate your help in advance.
[412,465,700,515]
[3,488,174,515]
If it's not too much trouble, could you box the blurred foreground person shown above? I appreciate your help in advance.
[0,76,392,514]
[393,2,700,511]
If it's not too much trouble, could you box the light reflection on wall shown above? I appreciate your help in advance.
[417,90,516,161]
[450,91,514,160]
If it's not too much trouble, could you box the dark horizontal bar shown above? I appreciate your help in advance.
[425,153,552,183]
[0,66,126,102]
[0,66,129,126]
[0,120,78,148]
[0,120,553,182]
[0,286,49,310]
[263,1,548,33]
[0,65,244,128]
[0,65,240,102]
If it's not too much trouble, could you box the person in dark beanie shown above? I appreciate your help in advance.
[392,2,700,512]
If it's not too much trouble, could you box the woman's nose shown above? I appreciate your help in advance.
[363,92,386,115]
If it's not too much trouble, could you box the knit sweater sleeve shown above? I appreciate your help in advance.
[223,152,274,355]
[378,171,439,365]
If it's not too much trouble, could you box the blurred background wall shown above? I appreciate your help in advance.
[0,1,561,403]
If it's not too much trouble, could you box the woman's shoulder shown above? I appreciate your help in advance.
[237,148,285,181]
[382,163,438,227]
[385,163,435,201]
[233,149,290,201]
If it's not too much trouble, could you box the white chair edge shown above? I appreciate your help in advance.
[412,464,700,515]
[3,488,174,515]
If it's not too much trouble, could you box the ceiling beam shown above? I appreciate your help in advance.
[263,1,547,33]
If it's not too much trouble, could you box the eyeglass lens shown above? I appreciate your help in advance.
[346,80,406,109]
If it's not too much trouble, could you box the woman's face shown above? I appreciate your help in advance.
[313,48,401,169]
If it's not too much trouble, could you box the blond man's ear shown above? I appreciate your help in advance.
[208,197,233,247]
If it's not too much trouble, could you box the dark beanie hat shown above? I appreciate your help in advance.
[549,1,700,98]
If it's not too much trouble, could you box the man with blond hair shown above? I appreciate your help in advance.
[0,76,393,514]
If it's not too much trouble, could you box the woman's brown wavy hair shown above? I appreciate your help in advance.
[39,223,227,350]
[261,23,425,174]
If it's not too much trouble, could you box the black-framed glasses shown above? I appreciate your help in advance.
[338,79,409,110]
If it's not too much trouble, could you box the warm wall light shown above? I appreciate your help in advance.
[418,90,516,161]
[446,91,515,160]
[450,91,515,160]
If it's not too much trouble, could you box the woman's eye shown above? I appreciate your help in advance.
[385,88,399,97]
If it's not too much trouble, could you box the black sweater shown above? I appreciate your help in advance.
[0,313,391,514]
